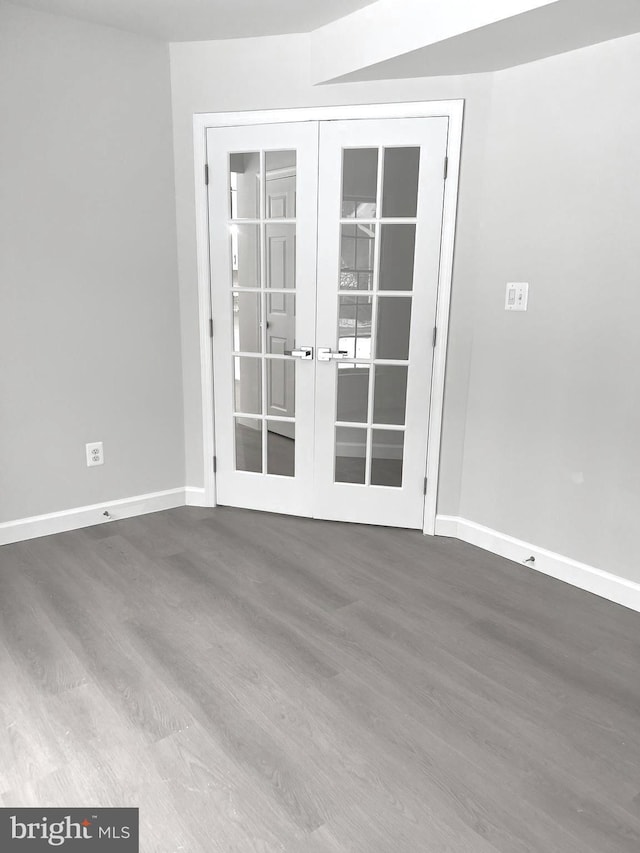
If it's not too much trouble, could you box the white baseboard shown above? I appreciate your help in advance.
[435,515,640,614]
[184,487,209,507]
[4,495,637,615]
[0,488,187,547]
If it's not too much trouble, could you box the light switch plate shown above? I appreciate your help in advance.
[505,282,529,311]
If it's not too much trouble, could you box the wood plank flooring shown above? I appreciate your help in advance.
[0,506,639,852]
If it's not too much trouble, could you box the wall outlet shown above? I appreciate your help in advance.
[86,441,104,467]
[505,282,529,311]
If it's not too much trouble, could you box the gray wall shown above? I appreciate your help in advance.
[460,32,640,584]
[0,2,184,521]
[170,30,640,587]
[8,7,629,586]
[169,33,494,511]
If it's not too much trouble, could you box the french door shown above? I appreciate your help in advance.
[207,116,449,528]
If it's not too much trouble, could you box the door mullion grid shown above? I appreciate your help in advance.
[333,358,408,366]
[229,218,296,225]
[233,351,296,360]
[375,146,384,221]
[334,420,404,430]
[362,146,385,486]
[258,149,268,474]
[233,412,295,422]
[232,287,293,293]
[364,332,377,485]
[339,217,417,225]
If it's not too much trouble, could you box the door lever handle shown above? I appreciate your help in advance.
[318,347,348,362]
[285,346,314,360]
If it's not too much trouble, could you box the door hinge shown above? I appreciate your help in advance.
[432,326,437,347]
[423,477,428,495]
[204,164,209,185]
[209,318,213,338]
[213,455,217,473]
[443,156,448,180]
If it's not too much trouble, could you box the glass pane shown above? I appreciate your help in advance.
[231,224,260,288]
[267,358,295,417]
[382,148,420,217]
[338,295,372,359]
[234,357,262,415]
[335,427,367,484]
[266,293,295,354]
[267,421,295,477]
[371,430,404,487]
[266,224,296,288]
[229,152,260,219]
[373,365,408,425]
[235,417,262,473]
[265,151,296,219]
[337,365,369,423]
[340,224,375,291]
[342,149,378,218]
[233,291,262,353]
[379,224,416,291]
[376,297,412,360]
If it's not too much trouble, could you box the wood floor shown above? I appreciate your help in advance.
[1,506,639,852]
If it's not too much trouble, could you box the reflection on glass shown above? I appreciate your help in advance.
[233,291,262,353]
[342,148,378,218]
[376,297,412,360]
[371,430,404,487]
[267,358,295,417]
[267,421,295,476]
[229,152,260,219]
[340,224,375,291]
[379,224,416,291]
[338,295,372,359]
[337,365,369,423]
[265,151,296,219]
[266,224,296,288]
[373,365,408,425]
[382,148,420,218]
[335,427,367,484]
[265,150,296,171]
[266,293,296,354]
[231,224,260,288]
[234,357,262,415]
[235,417,262,473]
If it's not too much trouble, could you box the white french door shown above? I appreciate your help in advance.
[208,122,318,515]
[314,118,447,527]
[207,116,449,528]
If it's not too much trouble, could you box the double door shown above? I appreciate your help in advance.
[207,117,448,529]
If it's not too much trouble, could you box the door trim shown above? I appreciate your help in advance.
[193,100,464,535]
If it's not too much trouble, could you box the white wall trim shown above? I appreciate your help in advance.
[185,486,208,507]
[193,100,465,531]
[422,101,464,535]
[194,115,217,508]
[4,496,638,615]
[0,489,187,547]
[193,100,466,131]
[435,515,640,614]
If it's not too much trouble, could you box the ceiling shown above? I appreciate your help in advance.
[325,0,640,82]
[9,0,640,77]
[5,0,378,42]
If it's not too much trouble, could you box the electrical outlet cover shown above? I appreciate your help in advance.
[86,441,104,467]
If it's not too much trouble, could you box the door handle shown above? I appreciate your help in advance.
[285,346,314,360]
[318,347,348,362]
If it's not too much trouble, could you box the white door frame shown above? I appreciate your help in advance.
[193,100,464,535]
